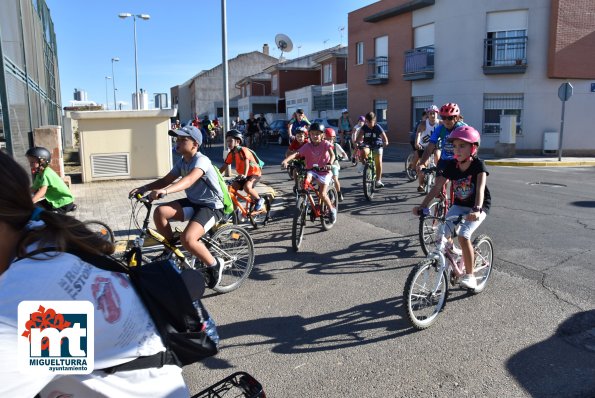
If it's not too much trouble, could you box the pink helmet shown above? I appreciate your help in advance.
[324,127,336,139]
[425,105,439,113]
[448,126,480,156]
[439,103,460,117]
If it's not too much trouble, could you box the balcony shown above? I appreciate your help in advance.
[403,46,434,80]
[367,56,389,85]
[483,36,528,74]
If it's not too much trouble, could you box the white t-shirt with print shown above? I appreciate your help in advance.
[0,251,189,397]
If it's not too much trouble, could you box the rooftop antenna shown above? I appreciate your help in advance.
[339,26,345,46]
[323,38,329,48]
[297,45,302,57]
[275,33,294,61]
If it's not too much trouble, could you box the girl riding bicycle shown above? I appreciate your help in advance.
[356,112,389,188]
[325,127,347,202]
[413,126,491,290]
[281,122,337,222]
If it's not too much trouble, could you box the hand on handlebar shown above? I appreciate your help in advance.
[128,186,146,199]
[412,206,430,217]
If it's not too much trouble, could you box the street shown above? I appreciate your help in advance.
[72,143,595,397]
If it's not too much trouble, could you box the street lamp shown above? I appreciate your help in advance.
[111,57,119,110]
[104,76,112,110]
[118,12,150,110]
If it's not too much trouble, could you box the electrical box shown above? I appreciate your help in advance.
[543,131,559,154]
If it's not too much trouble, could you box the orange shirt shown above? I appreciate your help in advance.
[224,147,262,176]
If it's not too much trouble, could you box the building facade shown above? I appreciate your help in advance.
[349,0,595,153]
[0,0,62,166]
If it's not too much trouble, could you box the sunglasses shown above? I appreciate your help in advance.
[442,116,457,121]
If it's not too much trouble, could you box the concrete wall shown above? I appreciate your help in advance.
[33,125,64,177]
[410,0,595,153]
[71,109,176,182]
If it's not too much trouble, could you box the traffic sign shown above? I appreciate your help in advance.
[558,82,573,102]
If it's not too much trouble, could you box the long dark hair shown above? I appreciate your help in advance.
[0,152,114,259]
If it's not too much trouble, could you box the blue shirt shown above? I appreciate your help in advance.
[429,121,465,160]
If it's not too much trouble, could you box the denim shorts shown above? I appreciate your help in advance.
[440,205,487,240]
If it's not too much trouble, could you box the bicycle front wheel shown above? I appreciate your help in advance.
[471,234,494,294]
[363,163,375,201]
[292,197,308,251]
[320,186,338,231]
[419,201,445,255]
[405,152,417,182]
[209,225,255,293]
[404,259,448,330]
[248,195,272,228]
[85,220,115,244]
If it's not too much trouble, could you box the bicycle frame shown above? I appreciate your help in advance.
[300,177,326,219]
[228,183,263,219]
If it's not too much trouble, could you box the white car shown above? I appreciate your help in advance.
[312,118,340,134]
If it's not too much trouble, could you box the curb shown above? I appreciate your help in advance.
[485,160,595,167]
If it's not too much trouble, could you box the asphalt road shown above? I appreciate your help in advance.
[176,143,595,397]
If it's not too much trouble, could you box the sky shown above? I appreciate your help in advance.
[45,0,376,110]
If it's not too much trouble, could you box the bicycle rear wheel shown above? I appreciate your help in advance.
[471,234,494,294]
[363,163,375,201]
[320,186,338,231]
[248,195,272,228]
[292,197,308,251]
[85,220,115,243]
[208,225,255,293]
[404,259,448,330]
[419,201,445,255]
[405,152,417,182]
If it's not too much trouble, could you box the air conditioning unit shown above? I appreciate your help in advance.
[543,131,559,155]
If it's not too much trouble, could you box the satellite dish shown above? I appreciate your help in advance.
[275,33,294,60]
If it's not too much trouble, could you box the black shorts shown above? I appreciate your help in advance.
[416,149,424,157]
[175,198,223,228]
[236,175,261,190]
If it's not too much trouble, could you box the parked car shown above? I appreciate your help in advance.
[312,118,339,135]
[269,119,289,145]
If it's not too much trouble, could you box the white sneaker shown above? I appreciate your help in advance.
[356,163,364,173]
[460,274,477,290]
[375,180,385,188]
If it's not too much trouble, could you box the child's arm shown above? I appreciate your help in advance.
[32,185,48,203]
[468,172,487,221]
[327,147,336,167]
[335,143,347,159]
[381,132,389,147]
[412,176,447,215]
[281,152,299,168]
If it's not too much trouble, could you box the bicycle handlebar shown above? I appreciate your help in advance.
[421,167,437,175]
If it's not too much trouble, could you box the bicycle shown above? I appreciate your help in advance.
[192,371,264,398]
[360,146,377,201]
[421,155,437,194]
[85,220,116,244]
[291,166,338,252]
[119,194,255,294]
[418,172,454,255]
[227,177,273,229]
[404,213,494,330]
[405,151,417,182]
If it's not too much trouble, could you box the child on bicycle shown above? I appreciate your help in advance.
[413,126,491,290]
[220,129,265,211]
[351,115,365,166]
[129,126,224,289]
[356,112,389,187]
[325,127,347,202]
[281,122,337,222]
[413,105,441,192]
[26,146,77,213]
[286,127,309,193]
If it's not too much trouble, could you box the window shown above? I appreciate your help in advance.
[375,36,388,77]
[483,94,524,135]
[323,63,332,83]
[485,10,528,66]
[272,74,278,92]
[412,95,433,130]
[374,99,388,122]
[246,85,251,97]
[356,42,364,65]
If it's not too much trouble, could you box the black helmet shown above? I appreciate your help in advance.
[309,122,324,133]
[226,129,244,144]
[26,146,51,164]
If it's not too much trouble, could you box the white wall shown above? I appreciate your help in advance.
[411,0,595,153]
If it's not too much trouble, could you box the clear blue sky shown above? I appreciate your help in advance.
[45,0,375,110]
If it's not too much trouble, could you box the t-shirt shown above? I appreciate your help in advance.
[339,116,351,132]
[361,123,385,147]
[0,249,188,397]
[418,119,438,149]
[290,120,310,134]
[224,147,262,177]
[171,152,223,209]
[429,121,465,160]
[288,138,307,152]
[246,118,259,134]
[297,141,333,171]
[440,158,491,213]
[32,167,74,208]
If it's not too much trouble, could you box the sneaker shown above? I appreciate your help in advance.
[356,163,364,173]
[338,191,344,202]
[329,208,337,223]
[417,185,425,192]
[375,180,385,188]
[204,257,224,289]
[459,274,477,290]
[254,197,265,211]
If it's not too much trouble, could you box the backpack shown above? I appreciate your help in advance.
[73,250,219,372]
[211,167,234,216]
[238,146,265,169]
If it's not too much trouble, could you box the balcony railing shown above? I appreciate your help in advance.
[313,90,347,111]
[403,46,434,80]
[367,56,389,85]
[483,36,528,74]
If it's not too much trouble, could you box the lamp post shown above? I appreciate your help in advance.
[104,76,112,110]
[118,12,150,110]
[111,57,119,110]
